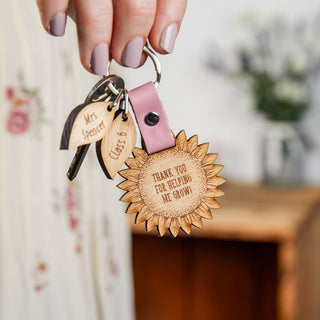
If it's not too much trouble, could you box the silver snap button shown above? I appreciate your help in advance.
[145,112,160,126]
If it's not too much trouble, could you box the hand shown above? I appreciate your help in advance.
[36,0,187,75]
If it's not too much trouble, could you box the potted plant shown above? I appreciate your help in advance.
[206,15,320,185]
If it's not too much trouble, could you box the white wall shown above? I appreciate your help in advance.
[115,0,320,184]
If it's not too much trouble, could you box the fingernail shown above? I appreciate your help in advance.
[122,37,144,68]
[160,23,178,53]
[91,43,109,75]
[49,12,66,37]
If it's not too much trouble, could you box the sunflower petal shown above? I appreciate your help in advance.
[120,189,141,202]
[202,153,218,166]
[205,164,224,177]
[117,179,136,191]
[175,130,188,151]
[118,169,140,181]
[132,147,147,159]
[130,149,148,168]
[157,217,168,236]
[191,143,209,161]
[169,220,180,237]
[191,214,203,228]
[187,135,198,151]
[146,216,158,231]
[207,176,226,187]
[202,196,220,209]
[206,186,225,198]
[136,213,147,224]
[135,207,152,223]
[196,207,213,219]
[126,157,143,169]
[126,201,143,213]
[179,217,191,234]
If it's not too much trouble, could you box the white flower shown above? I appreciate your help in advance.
[274,79,308,103]
[289,55,308,76]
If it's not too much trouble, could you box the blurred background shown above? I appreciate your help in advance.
[1,0,320,320]
[121,0,320,186]
[122,1,320,320]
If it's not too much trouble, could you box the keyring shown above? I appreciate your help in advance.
[106,45,162,96]
[85,74,124,103]
[60,40,225,238]
[142,45,161,88]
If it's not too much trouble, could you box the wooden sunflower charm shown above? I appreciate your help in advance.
[118,130,225,237]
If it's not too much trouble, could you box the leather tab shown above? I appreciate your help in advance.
[128,82,175,154]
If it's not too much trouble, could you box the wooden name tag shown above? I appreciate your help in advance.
[118,130,225,237]
[60,101,115,150]
[96,111,137,179]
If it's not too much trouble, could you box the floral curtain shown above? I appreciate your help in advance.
[0,1,134,319]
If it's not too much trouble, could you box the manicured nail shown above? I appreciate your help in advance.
[160,23,178,53]
[122,37,144,68]
[91,43,109,75]
[49,12,66,37]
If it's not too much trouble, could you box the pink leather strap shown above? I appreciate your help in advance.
[129,82,175,154]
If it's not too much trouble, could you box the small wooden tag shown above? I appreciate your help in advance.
[96,110,137,179]
[118,130,225,237]
[60,101,115,150]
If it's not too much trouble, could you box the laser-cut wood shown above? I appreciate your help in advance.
[60,101,115,150]
[118,130,225,237]
[96,111,137,179]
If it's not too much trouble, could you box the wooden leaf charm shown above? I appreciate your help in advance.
[118,130,225,237]
[96,110,137,179]
[60,101,115,150]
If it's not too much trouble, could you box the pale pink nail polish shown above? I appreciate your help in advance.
[91,43,109,75]
[122,37,144,68]
[49,12,66,37]
[160,23,178,53]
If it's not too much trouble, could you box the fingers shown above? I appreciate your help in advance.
[67,0,76,22]
[37,0,187,74]
[73,0,113,75]
[36,0,69,36]
[111,0,186,67]
[149,0,187,54]
[111,0,157,68]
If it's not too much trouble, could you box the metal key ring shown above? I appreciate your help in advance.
[107,45,161,96]
[85,74,125,103]
[143,45,161,88]
[85,45,161,103]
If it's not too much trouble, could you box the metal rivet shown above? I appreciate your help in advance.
[145,112,160,126]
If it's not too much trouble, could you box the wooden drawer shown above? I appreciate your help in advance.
[130,184,320,320]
